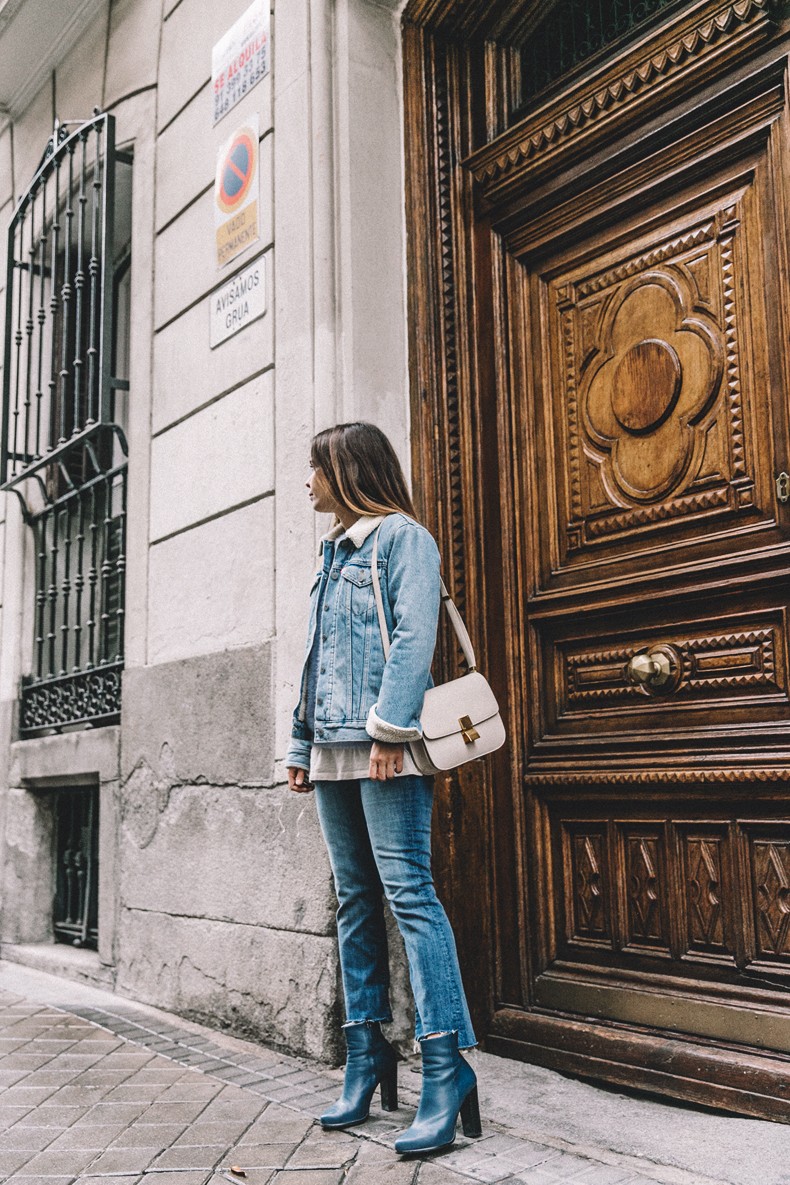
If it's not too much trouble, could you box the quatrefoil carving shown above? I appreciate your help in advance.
[581,269,725,505]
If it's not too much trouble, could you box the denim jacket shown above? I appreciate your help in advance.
[285,512,441,770]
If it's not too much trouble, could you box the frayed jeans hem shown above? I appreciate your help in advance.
[343,1016,393,1028]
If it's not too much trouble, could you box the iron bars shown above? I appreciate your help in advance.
[53,786,99,949]
[20,427,126,735]
[1,113,116,488]
[518,0,680,109]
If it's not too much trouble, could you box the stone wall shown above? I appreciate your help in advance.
[0,0,413,1064]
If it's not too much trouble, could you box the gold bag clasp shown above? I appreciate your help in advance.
[459,715,480,745]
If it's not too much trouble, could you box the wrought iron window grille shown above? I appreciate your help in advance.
[1,112,131,735]
[514,0,685,117]
[53,785,99,950]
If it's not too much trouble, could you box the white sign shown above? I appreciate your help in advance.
[212,0,270,125]
[209,255,267,347]
[215,115,260,269]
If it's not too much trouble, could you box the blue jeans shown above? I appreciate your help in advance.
[314,774,476,1049]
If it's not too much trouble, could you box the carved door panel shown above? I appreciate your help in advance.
[459,2,790,1113]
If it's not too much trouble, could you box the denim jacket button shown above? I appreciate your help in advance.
[330,571,339,580]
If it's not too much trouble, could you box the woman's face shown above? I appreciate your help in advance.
[307,465,345,517]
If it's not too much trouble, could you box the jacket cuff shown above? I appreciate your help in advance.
[366,704,422,743]
[285,738,313,769]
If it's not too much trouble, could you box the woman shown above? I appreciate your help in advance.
[285,421,481,1156]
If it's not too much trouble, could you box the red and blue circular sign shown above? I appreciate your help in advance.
[216,128,257,215]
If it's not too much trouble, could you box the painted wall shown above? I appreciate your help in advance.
[0,0,412,1061]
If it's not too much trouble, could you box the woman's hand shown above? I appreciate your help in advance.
[369,741,404,781]
[288,767,314,793]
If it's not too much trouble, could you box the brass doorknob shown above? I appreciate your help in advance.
[626,645,681,692]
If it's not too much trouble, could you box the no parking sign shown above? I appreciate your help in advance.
[214,116,260,268]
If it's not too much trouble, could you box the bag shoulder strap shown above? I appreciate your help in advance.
[371,523,477,671]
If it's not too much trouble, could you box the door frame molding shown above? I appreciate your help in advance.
[401,0,790,1119]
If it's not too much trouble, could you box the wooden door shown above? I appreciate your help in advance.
[404,0,790,1119]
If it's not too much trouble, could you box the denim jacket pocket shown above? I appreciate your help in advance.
[340,565,374,615]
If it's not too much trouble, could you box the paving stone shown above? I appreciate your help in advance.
[488,1143,557,1172]
[510,1169,586,1185]
[464,1157,521,1183]
[344,1141,419,1184]
[71,1068,138,1087]
[98,1082,172,1103]
[209,1173,275,1185]
[416,1162,471,1184]
[109,1121,191,1148]
[98,1054,157,1069]
[148,1143,228,1170]
[0,1125,59,1151]
[0,1084,62,1105]
[1,1051,59,1067]
[83,1144,163,1174]
[31,1065,88,1082]
[136,1100,212,1124]
[571,1168,640,1184]
[199,1099,266,1124]
[269,1172,346,1184]
[0,1149,36,1174]
[529,1152,602,1178]
[0,1103,36,1125]
[46,1124,130,1151]
[220,1144,294,1170]
[173,1119,251,1145]
[237,1111,313,1144]
[157,1082,223,1102]
[125,1067,189,1083]
[220,1070,273,1087]
[4,1176,78,1185]
[287,1133,359,1169]
[264,1083,316,1102]
[140,1173,211,1185]
[13,1144,100,1175]
[82,1101,152,1125]
[265,1062,307,1079]
[76,1178,141,1185]
[19,1103,91,1127]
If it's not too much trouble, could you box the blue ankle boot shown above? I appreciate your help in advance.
[320,1021,399,1130]
[394,1031,482,1155]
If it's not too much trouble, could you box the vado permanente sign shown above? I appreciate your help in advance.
[214,116,260,268]
[209,255,267,348]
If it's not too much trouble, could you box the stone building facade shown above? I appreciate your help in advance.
[4,0,790,1124]
[0,0,409,1062]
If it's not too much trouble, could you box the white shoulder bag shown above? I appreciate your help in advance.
[371,526,506,775]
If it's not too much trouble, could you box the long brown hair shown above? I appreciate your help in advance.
[310,422,417,520]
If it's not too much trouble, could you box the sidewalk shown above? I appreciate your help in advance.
[0,962,788,1185]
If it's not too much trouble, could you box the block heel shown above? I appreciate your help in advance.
[380,1064,398,1111]
[460,1085,482,1138]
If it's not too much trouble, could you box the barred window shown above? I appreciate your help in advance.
[53,785,100,949]
[1,113,131,734]
[517,0,682,113]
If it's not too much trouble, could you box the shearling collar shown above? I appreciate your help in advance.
[320,514,385,551]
